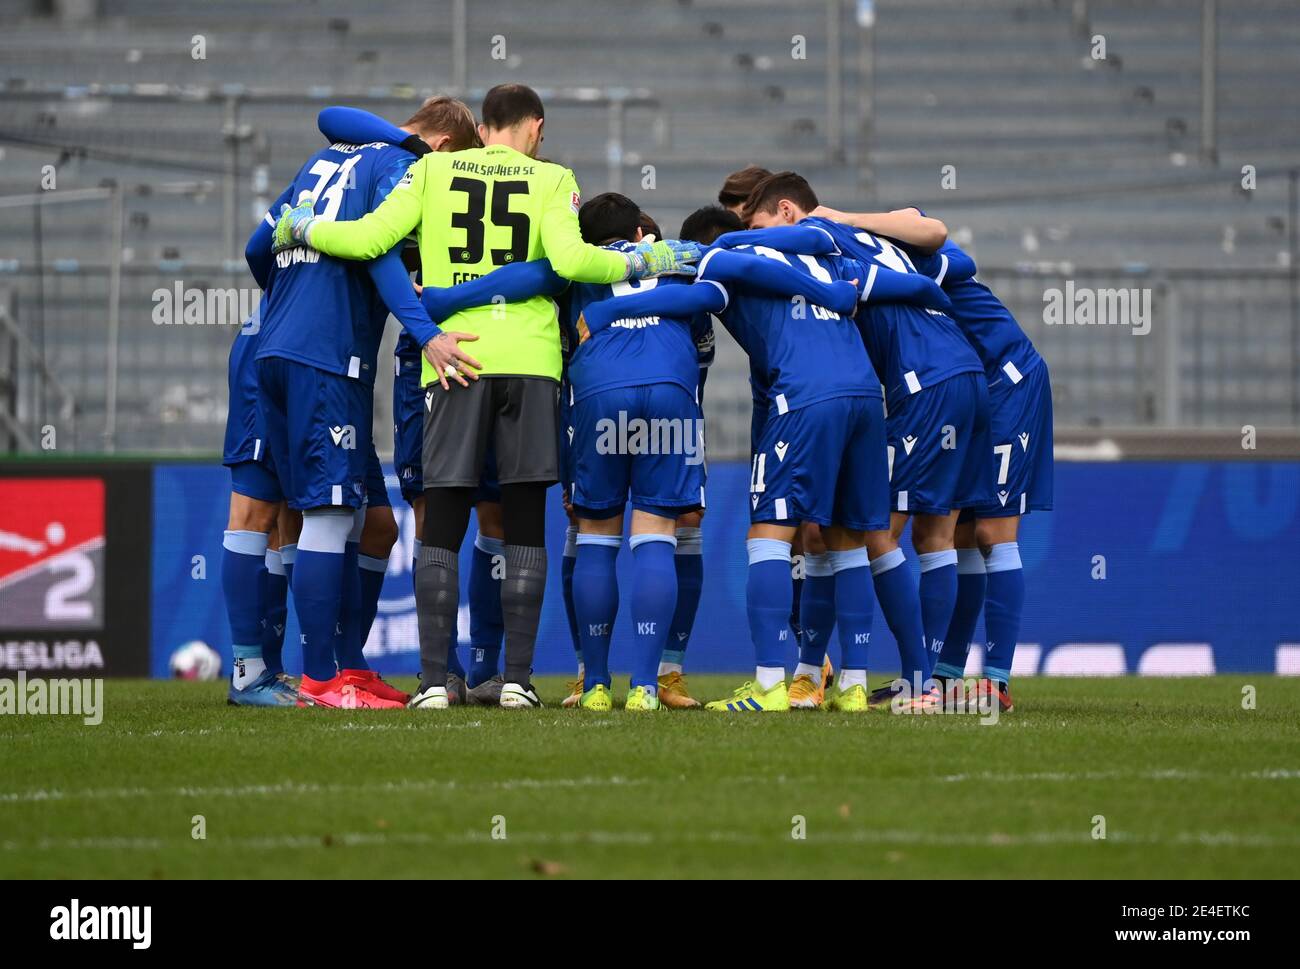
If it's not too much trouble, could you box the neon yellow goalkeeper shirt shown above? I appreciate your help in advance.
[307,144,629,384]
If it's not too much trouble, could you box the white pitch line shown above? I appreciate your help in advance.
[4,766,1294,806]
[939,768,1300,783]
[0,773,651,805]
[6,827,1300,854]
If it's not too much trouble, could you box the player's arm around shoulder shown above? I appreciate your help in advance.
[812,205,947,254]
[282,152,428,261]
[536,165,704,283]
[538,165,630,283]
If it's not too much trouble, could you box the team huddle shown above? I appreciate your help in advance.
[220,83,1052,714]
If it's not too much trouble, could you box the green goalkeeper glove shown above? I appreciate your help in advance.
[625,239,704,280]
[271,200,320,254]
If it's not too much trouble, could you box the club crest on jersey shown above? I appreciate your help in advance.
[1019,432,1030,451]
[329,424,356,449]
[774,441,789,462]
[902,434,918,454]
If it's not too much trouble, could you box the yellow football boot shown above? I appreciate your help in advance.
[826,682,870,712]
[625,685,662,712]
[560,675,584,708]
[704,679,790,712]
[788,653,835,709]
[579,683,613,712]
[657,670,701,709]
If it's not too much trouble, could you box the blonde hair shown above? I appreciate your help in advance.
[403,96,479,150]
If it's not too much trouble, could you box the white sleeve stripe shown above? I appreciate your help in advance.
[699,278,729,311]
[812,224,841,255]
[697,246,722,276]
[859,263,879,302]
[263,211,276,227]
[934,253,949,286]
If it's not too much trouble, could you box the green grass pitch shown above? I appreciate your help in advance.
[2,676,1298,879]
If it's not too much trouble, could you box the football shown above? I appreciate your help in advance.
[168,640,222,681]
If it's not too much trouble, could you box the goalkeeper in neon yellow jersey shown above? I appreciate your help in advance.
[274,84,702,710]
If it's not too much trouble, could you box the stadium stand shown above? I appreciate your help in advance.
[1,0,1297,453]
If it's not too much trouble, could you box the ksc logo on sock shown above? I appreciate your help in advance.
[49,899,151,949]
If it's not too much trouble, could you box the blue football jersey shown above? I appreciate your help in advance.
[222,299,266,465]
[699,245,877,417]
[563,241,705,403]
[802,217,983,410]
[915,242,1043,385]
[257,140,417,385]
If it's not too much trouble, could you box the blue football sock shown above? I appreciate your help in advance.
[747,538,795,671]
[983,542,1024,685]
[446,627,467,679]
[334,537,368,671]
[829,548,873,671]
[797,554,836,668]
[261,547,289,676]
[918,549,958,680]
[870,547,928,688]
[789,574,805,652]
[663,526,703,668]
[561,526,582,665]
[357,552,388,648]
[935,547,986,680]
[468,532,505,687]
[629,533,677,690]
[293,512,352,682]
[222,530,268,677]
[574,534,620,690]
[278,542,297,671]
[281,542,297,588]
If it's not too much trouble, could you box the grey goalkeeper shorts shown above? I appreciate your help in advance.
[421,375,560,489]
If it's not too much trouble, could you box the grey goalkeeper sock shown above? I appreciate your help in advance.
[502,544,547,685]
[415,544,459,688]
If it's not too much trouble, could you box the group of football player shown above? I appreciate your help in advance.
[220,83,1052,715]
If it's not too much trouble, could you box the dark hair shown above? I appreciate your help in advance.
[679,204,743,246]
[638,211,663,242]
[480,83,545,130]
[402,96,479,150]
[742,171,818,223]
[579,192,642,244]
[718,165,772,208]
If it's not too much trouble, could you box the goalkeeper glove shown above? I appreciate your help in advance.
[625,238,704,280]
[271,200,320,254]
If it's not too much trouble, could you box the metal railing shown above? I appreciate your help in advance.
[0,263,1296,458]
